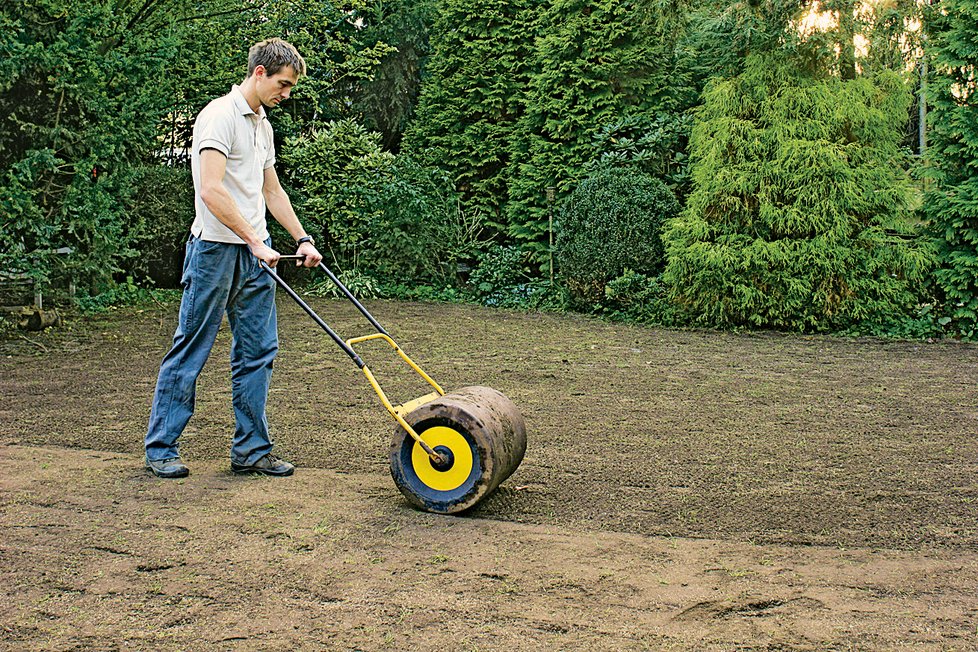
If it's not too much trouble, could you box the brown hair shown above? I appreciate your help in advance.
[247,38,307,78]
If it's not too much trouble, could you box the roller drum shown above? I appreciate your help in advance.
[389,385,526,514]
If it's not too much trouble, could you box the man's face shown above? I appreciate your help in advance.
[255,65,299,108]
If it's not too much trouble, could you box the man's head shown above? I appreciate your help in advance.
[247,38,306,79]
[246,38,306,108]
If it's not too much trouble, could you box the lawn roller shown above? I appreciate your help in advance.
[259,256,527,514]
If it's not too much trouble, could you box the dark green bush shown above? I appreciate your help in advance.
[283,120,463,285]
[0,2,181,295]
[127,165,195,288]
[362,156,460,284]
[923,0,978,339]
[468,245,531,308]
[555,167,679,310]
[603,269,672,323]
[75,276,179,314]
[282,119,395,265]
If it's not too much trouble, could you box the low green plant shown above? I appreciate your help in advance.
[603,269,672,323]
[0,314,15,338]
[467,245,533,308]
[75,277,178,314]
[379,282,465,303]
[304,268,383,300]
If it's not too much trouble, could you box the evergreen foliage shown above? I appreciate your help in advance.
[507,0,686,261]
[0,0,396,296]
[0,0,949,337]
[353,0,435,151]
[468,245,533,308]
[556,166,679,309]
[0,0,184,292]
[662,54,934,332]
[245,3,395,145]
[923,0,978,338]
[127,165,195,288]
[282,119,396,265]
[361,155,463,284]
[402,0,542,226]
[588,113,694,197]
[148,2,397,165]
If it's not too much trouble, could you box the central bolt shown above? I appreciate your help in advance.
[430,446,455,472]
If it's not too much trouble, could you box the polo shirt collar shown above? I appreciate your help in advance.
[231,84,267,119]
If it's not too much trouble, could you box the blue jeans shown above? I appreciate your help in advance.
[145,236,278,465]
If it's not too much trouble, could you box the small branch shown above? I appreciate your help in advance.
[126,0,164,32]
[18,335,49,353]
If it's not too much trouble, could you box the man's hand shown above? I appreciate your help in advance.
[296,241,323,267]
[249,242,281,267]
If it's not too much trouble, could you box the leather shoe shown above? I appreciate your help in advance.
[231,453,294,476]
[146,457,190,479]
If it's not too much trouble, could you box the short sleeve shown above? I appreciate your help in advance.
[195,104,234,157]
[263,122,276,169]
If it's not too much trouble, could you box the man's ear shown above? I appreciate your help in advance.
[253,64,266,79]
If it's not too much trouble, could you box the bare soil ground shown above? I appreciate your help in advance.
[1,297,977,651]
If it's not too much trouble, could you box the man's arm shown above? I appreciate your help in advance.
[263,165,323,268]
[199,149,280,265]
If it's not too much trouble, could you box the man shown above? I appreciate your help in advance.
[145,38,323,479]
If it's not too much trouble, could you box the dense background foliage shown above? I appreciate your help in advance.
[923,0,978,338]
[557,166,679,309]
[1,0,974,339]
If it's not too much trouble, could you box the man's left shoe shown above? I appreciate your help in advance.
[231,453,294,477]
[146,457,190,479]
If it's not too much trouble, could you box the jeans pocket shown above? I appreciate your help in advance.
[196,239,225,255]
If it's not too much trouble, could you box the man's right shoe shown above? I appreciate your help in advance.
[146,457,190,479]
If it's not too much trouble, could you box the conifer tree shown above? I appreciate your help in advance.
[402,0,542,226]
[923,0,978,337]
[354,0,434,152]
[506,0,684,260]
[662,54,933,331]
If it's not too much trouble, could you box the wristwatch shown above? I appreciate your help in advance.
[296,235,315,246]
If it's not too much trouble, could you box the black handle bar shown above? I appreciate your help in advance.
[258,257,390,369]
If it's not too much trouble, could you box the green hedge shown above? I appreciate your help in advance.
[556,166,679,310]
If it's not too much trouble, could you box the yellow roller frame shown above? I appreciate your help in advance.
[346,333,446,462]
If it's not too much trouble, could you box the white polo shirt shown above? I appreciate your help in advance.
[190,85,276,244]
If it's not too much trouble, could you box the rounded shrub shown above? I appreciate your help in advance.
[555,167,679,309]
[282,121,461,285]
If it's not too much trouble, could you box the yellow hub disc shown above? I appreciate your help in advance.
[411,426,474,491]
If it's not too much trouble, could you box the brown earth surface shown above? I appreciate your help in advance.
[1,297,977,650]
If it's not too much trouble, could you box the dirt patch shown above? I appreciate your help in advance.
[2,298,977,650]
